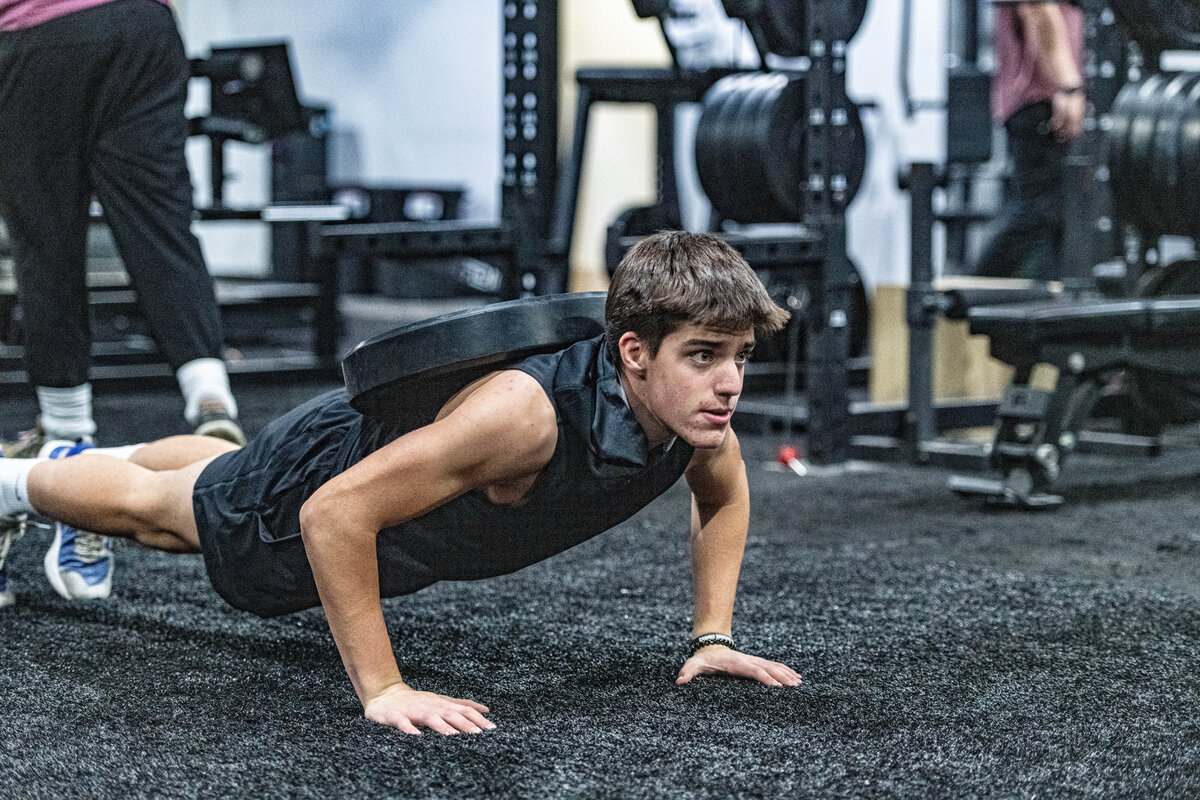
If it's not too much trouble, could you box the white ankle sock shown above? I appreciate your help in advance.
[0,457,45,516]
[176,358,237,424]
[36,384,97,440]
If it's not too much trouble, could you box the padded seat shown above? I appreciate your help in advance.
[942,286,1059,320]
[966,299,1152,342]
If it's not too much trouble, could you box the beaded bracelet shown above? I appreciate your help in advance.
[689,632,736,656]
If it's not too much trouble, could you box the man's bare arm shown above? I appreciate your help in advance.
[1017,1,1085,140]
[678,429,801,687]
[299,371,557,734]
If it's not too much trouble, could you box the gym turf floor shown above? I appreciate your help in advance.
[1,378,1198,798]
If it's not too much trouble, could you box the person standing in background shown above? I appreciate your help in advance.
[0,0,244,605]
[974,0,1086,280]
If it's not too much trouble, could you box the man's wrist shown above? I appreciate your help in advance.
[689,632,736,656]
[1056,84,1084,96]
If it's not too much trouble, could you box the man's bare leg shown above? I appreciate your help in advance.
[125,434,240,471]
[25,452,221,553]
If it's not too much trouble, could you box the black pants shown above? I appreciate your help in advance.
[974,101,1069,280]
[0,0,224,388]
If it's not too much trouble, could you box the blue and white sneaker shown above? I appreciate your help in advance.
[40,440,112,601]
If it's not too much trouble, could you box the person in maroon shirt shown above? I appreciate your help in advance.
[973,1,1086,280]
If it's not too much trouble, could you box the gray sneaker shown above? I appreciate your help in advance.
[1,425,44,459]
[0,511,28,608]
[193,398,246,446]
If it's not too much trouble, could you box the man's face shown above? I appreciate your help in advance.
[625,323,754,449]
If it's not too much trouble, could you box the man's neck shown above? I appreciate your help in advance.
[616,371,674,449]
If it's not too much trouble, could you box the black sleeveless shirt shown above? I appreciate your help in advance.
[369,334,696,595]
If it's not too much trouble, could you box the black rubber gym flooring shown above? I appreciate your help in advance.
[1,376,1198,798]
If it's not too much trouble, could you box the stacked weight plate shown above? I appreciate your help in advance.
[694,71,866,224]
[1108,71,1200,236]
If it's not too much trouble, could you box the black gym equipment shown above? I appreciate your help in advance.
[549,66,738,284]
[192,43,306,144]
[693,71,867,223]
[1108,71,1200,238]
[544,2,866,463]
[189,42,309,209]
[343,292,607,430]
[604,204,681,277]
[314,0,560,317]
[856,160,1200,501]
[720,0,868,60]
[948,288,1200,507]
[1109,0,1200,54]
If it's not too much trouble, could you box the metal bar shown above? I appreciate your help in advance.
[548,84,592,260]
[1075,430,1162,455]
[320,222,514,258]
[501,0,559,294]
[906,163,938,455]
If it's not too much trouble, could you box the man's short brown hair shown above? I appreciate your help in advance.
[604,231,790,364]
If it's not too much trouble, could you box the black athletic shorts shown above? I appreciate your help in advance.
[193,389,364,617]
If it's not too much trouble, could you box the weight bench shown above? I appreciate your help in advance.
[949,295,1200,506]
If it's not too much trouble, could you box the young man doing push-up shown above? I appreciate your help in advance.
[0,231,801,735]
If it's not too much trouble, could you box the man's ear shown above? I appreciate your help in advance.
[617,331,648,378]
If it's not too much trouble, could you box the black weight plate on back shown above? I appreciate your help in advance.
[708,73,757,221]
[1167,74,1200,234]
[694,74,740,208]
[724,73,780,221]
[1108,78,1166,230]
[703,73,750,221]
[343,292,607,429]
[752,74,797,221]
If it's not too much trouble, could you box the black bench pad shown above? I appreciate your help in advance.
[966,296,1200,342]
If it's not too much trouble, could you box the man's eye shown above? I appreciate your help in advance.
[735,351,750,364]
[692,351,713,363]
